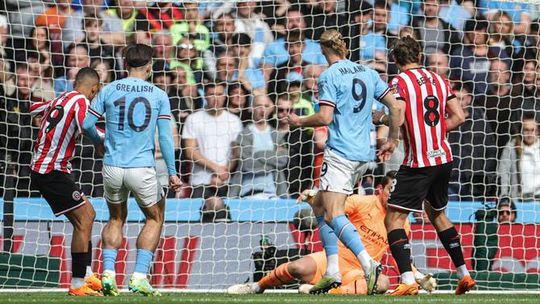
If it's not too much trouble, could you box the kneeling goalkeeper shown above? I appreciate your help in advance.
[228,171,436,295]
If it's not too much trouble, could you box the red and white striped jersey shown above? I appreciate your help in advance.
[31,91,89,174]
[391,68,455,168]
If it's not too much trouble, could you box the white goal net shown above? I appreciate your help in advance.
[0,0,539,292]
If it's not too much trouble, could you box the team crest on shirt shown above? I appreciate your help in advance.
[72,191,82,201]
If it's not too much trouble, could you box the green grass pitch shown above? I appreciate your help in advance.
[1,293,539,304]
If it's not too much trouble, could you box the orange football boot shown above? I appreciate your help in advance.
[85,273,103,292]
[68,284,103,296]
[455,275,476,295]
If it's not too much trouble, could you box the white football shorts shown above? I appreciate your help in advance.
[103,165,164,208]
[319,148,369,195]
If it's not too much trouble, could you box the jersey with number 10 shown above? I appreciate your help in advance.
[318,59,391,161]
[88,77,171,168]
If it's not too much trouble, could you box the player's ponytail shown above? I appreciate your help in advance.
[320,29,348,58]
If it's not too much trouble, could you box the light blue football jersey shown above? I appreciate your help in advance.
[88,77,171,168]
[318,60,390,162]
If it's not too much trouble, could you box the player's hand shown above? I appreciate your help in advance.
[214,165,229,181]
[95,144,105,157]
[169,175,182,193]
[377,138,397,162]
[287,113,301,127]
[372,110,386,126]
[416,273,437,293]
[297,189,318,205]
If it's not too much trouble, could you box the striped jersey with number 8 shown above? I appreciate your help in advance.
[391,68,455,168]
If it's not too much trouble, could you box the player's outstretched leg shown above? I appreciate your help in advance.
[425,205,475,295]
[228,262,295,294]
[308,195,342,294]
[100,202,127,296]
[65,200,102,297]
[385,209,419,296]
[128,198,165,296]
[322,191,380,295]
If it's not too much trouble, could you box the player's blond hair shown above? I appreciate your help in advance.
[319,29,348,58]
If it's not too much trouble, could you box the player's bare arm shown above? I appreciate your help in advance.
[377,93,404,161]
[287,104,334,128]
[445,97,466,131]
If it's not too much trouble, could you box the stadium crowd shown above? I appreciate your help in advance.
[0,0,539,208]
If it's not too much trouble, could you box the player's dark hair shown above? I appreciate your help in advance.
[287,29,305,44]
[391,36,421,67]
[204,82,225,94]
[124,44,154,69]
[74,67,99,87]
[376,170,397,188]
[374,0,390,11]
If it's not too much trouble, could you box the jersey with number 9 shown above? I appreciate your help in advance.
[88,77,171,168]
[317,60,391,162]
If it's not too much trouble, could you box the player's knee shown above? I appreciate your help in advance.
[287,261,306,279]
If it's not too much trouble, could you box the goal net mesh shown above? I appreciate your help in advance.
[0,0,539,291]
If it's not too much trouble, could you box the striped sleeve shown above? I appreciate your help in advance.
[74,98,88,133]
[29,101,51,116]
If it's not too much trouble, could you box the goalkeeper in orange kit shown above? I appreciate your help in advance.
[228,171,436,295]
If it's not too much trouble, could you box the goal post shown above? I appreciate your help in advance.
[0,0,539,292]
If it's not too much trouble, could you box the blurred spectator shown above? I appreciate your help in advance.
[170,66,201,131]
[214,53,237,83]
[0,15,9,65]
[386,0,413,35]
[258,0,290,32]
[438,0,473,31]
[348,1,373,63]
[53,43,90,96]
[105,0,137,34]
[15,26,53,68]
[152,60,173,94]
[182,83,242,198]
[480,0,532,35]
[498,112,540,201]
[497,197,517,223]
[35,0,74,38]
[303,64,326,104]
[275,96,313,197]
[201,196,230,222]
[170,2,210,52]
[231,95,288,199]
[135,2,183,33]
[302,0,347,40]
[152,31,174,66]
[91,59,113,85]
[450,16,509,95]
[354,0,397,76]
[0,63,44,196]
[171,37,204,85]
[448,84,497,200]
[511,59,540,111]
[28,51,55,101]
[488,10,532,73]
[80,15,116,65]
[268,30,311,96]
[426,50,450,78]
[482,59,521,152]
[226,82,251,125]
[262,6,326,80]
[282,81,314,117]
[62,0,123,49]
[233,1,274,63]
[204,13,236,77]
[410,0,461,55]
[230,33,266,93]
